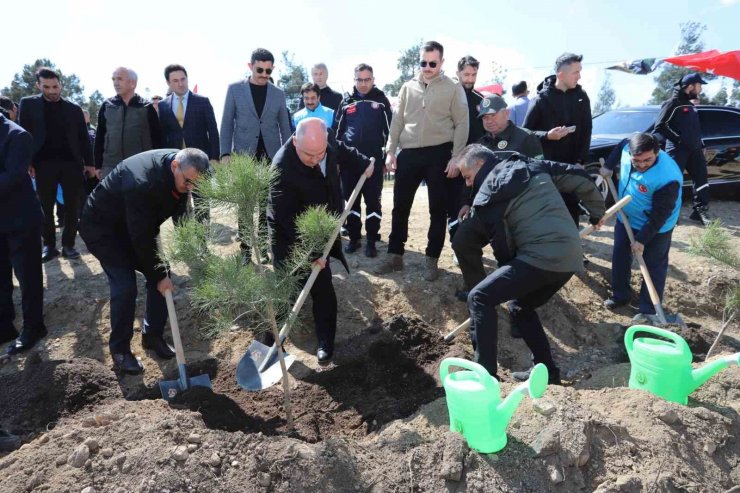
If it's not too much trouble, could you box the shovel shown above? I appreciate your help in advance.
[443,195,633,342]
[236,160,374,391]
[159,289,213,401]
[603,170,686,327]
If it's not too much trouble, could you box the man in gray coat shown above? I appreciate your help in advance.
[220,48,292,262]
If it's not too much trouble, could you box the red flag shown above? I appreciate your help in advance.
[475,84,504,96]
[193,84,199,94]
[663,50,740,80]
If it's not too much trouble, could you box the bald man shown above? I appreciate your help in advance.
[268,118,373,363]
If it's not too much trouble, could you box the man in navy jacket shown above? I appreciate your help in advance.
[0,114,46,355]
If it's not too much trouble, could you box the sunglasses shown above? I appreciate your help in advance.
[419,61,438,68]
[254,67,273,75]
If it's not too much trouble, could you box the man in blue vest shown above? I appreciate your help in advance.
[600,133,683,318]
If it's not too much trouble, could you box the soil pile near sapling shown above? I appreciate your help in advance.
[171,315,469,442]
[0,357,122,436]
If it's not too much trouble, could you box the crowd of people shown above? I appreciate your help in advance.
[0,41,712,384]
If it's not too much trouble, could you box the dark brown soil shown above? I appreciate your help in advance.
[0,357,122,435]
[171,315,467,441]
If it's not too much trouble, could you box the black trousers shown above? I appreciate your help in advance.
[0,226,45,338]
[468,258,572,378]
[451,213,490,290]
[388,143,452,258]
[36,160,82,248]
[444,175,465,239]
[341,149,384,243]
[669,147,709,209]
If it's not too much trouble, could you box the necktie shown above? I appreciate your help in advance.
[176,96,184,128]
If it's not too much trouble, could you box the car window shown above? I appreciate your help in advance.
[698,109,740,138]
[592,110,659,136]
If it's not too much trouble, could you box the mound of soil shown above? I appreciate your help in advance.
[0,357,122,436]
[171,315,466,442]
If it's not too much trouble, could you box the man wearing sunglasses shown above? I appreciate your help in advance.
[376,40,469,282]
[79,148,211,374]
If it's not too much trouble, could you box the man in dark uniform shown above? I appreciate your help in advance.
[269,118,373,363]
[334,63,392,258]
[79,148,210,374]
[0,114,47,355]
[452,95,543,302]
[653,72,711,225]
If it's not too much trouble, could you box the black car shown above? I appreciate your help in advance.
[586,105,740,201]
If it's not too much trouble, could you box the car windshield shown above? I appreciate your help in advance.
[592,109,659,137]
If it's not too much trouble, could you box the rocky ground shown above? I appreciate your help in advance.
[0,186,738,492]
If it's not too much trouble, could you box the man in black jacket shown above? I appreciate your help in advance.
[523,53,592,228]
[0,114,46,355]
[269,118,373,363]
[334,63,392,257]
[653,73,710,225]
[79,148,210,374]
[18,67,95,262]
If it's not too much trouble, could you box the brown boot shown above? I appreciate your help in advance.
[374,253,404,274]
[423,256,439,281]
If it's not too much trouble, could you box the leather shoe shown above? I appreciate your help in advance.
[112,352,144,374]
[512,365,561,385]
[61,246,81,259]
[603,298,629,310]
[142,334,176,359]
[6,327,48,356]
[344,239,361,254]
[364,241,377,258]
[317,347,333,364]
[41,246,59,263]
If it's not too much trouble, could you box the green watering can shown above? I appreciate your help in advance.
[625,325,740,405]
[440,358,549,453]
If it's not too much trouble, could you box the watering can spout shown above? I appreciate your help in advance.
[690,353,740,393]
[497,363,550,423]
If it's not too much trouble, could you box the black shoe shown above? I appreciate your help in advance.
[41,246,59,263]
[0,429,21,452]
[364,241,377,258]
[141,335,176,359]
[61,246,81,259]
[454,289,469,303]
[112,352,144,374]
[689,206,711,226]
[317,347,333,364]
[340,227,349,238]
[344,239,361,254]
[512,366,561,385]
[6,327,48,356]
[0,327,19,345]
[603,298,629,310]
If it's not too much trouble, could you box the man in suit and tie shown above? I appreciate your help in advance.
[0,113,47,355]
[220,48,292,261]
[18,67,95,262]
[158,64,219,223]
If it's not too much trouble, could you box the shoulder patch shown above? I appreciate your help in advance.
[638,184,648,194]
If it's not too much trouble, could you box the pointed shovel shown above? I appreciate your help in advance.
[159,289,213,401]
[236,159,374,391]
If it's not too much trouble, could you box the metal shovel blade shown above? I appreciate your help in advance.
[641,312,687,328]
[236,340,296,391]
[159,364,213,402]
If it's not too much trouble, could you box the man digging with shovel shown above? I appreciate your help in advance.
[79,148,211,374]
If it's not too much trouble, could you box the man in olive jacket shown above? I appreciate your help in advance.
[459,145,605,384]
[268,118,373,364]
[79,148,210,374]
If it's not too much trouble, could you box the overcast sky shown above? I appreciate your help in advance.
[3,0,738,125]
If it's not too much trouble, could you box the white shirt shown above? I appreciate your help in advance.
[319,155,327,177]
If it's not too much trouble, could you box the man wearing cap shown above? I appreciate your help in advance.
[653,73,711,225]
[451,94,543,305]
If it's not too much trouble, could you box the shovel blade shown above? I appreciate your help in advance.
[236,340,296,391]
[159,374,213,402]
[642,312,688,328]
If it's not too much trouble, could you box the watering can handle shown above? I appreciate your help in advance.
[439,358,496,392]
[624,325,691,355]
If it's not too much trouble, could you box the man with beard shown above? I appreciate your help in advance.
[653,73,711,225]
[293,83,335,129]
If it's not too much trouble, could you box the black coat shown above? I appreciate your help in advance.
[523,75,592,164]
[269,135,370,270]
[17,94,94,166]
[0,115,44,233]
[158,91,220,159]
[79,149,186,282]
[654,87,703,152]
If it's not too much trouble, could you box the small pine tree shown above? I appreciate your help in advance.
[383,41,423,97]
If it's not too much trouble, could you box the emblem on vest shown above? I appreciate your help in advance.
[371,102,379,109]
[497,140,508,150]
[638,184,648,193]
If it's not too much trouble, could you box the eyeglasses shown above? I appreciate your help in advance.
[254,67,273,75]
[419,61,438,68]
[354,77,373,83]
